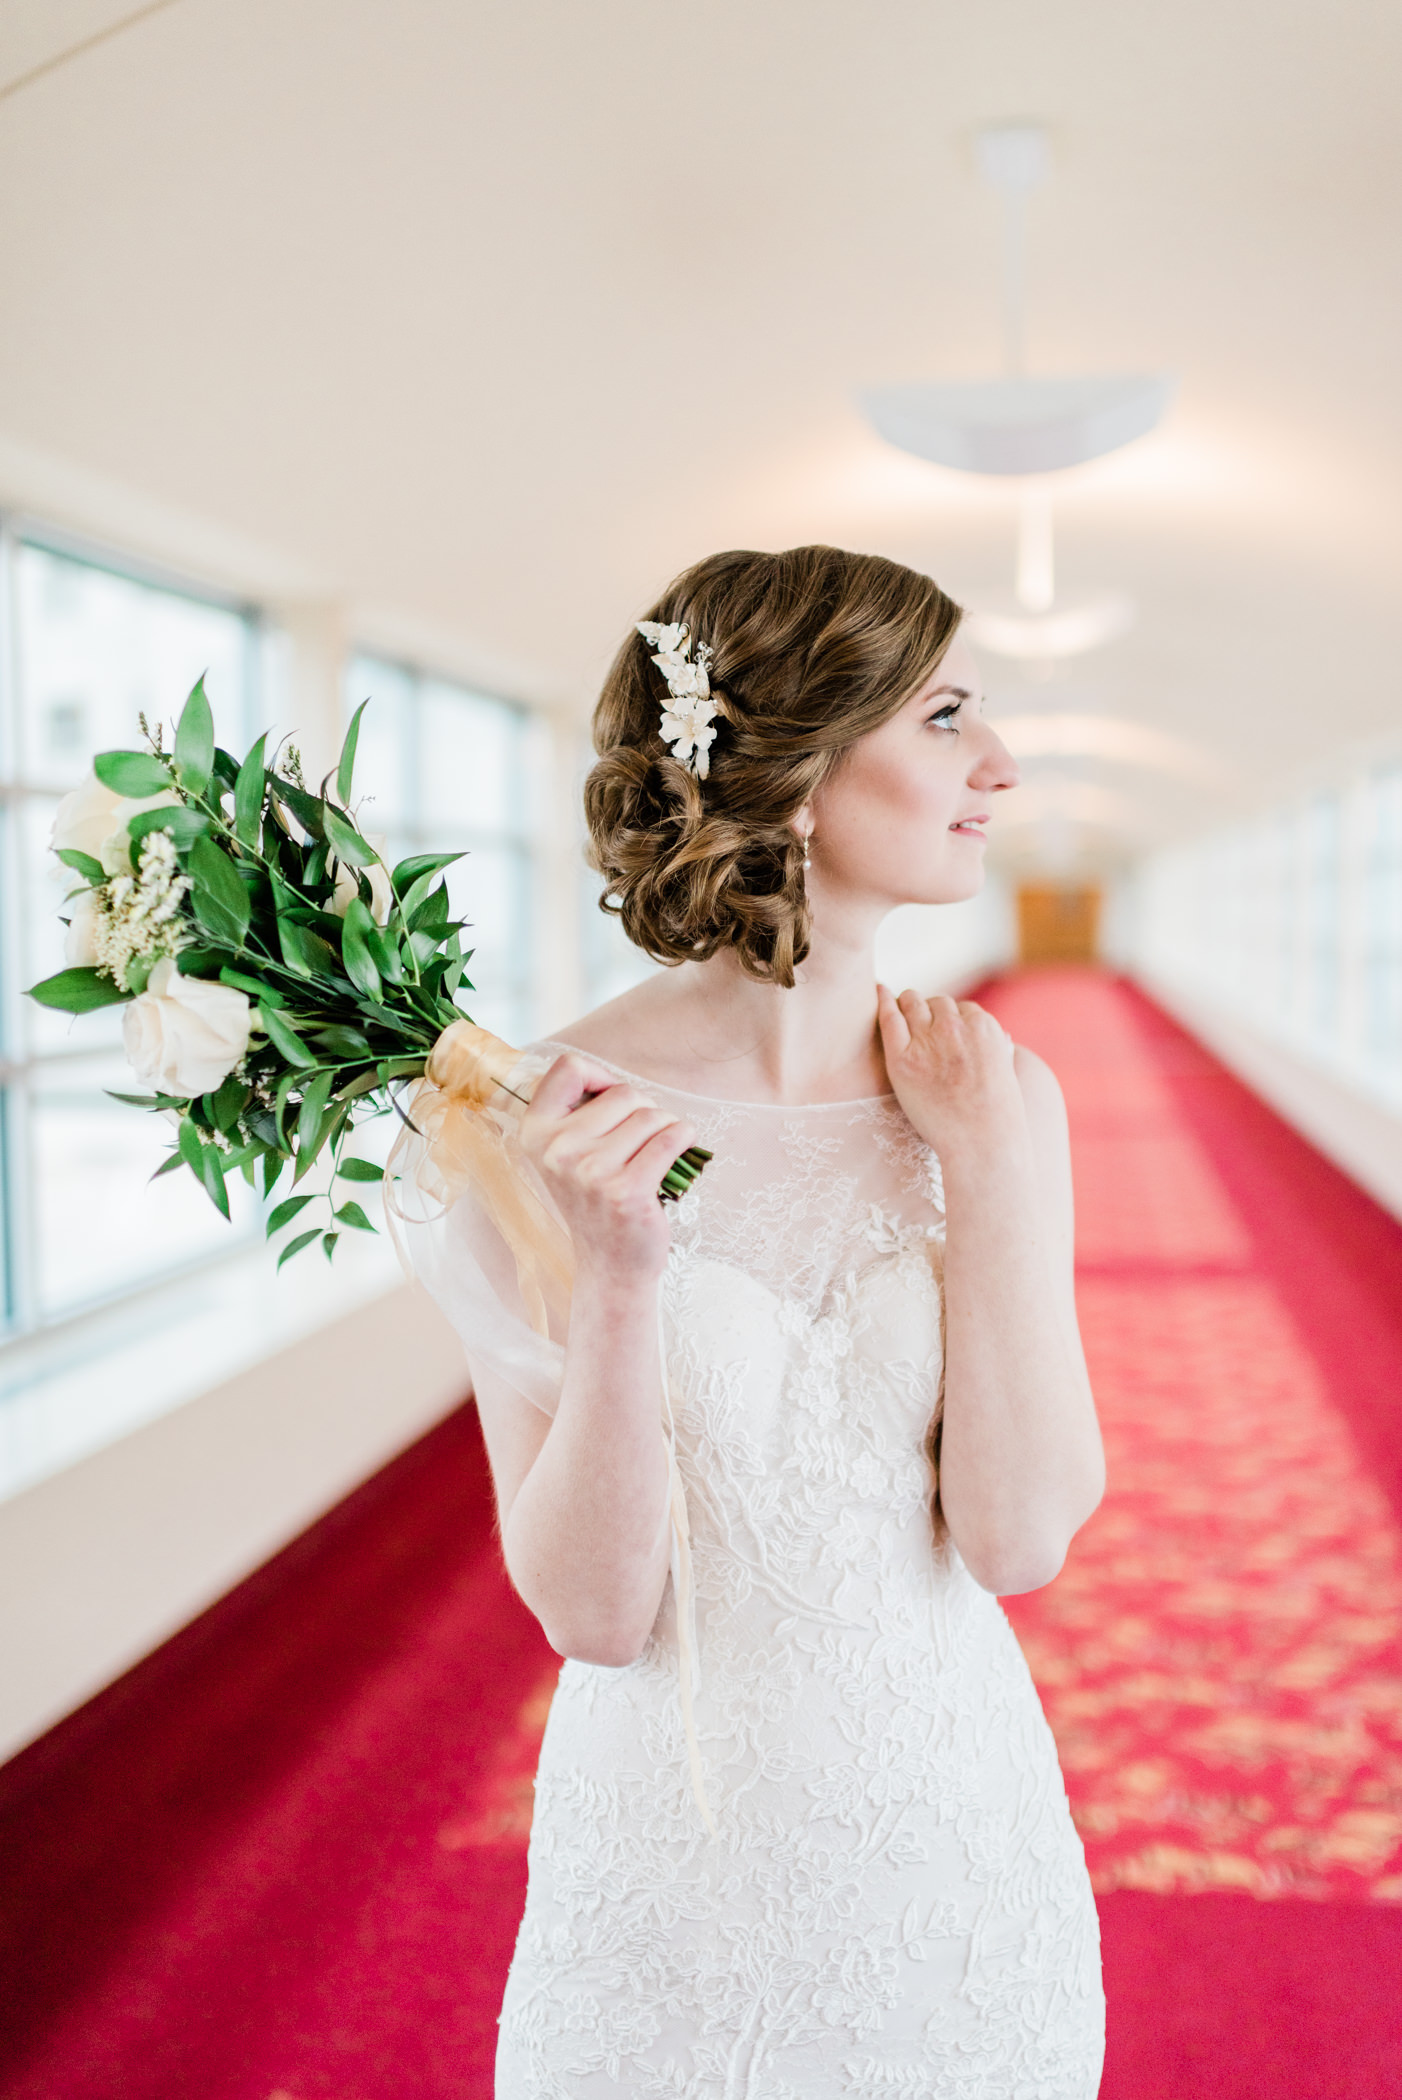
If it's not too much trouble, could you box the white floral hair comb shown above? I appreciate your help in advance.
[636,620,720,780]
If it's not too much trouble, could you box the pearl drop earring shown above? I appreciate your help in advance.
[803,832,813,871]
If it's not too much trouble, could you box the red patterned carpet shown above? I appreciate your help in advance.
[2,969,1401,2097]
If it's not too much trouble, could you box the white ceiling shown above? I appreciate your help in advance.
[1,0,1399,870]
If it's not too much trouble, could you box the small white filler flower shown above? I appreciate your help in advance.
[637,621,721,780]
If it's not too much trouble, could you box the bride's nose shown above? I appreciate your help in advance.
[970,725,1021,793]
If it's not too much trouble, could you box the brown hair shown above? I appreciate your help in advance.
[584,545,962,987]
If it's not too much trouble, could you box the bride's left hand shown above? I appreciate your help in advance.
[876,984,1027,1167]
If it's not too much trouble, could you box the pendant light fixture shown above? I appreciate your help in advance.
[861,124,1173,661]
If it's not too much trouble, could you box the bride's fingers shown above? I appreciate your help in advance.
[876,982,911,1055]
[541,1083,660,1146]
[528,1050,620,1120]
[624,1118,700,1194]
[896,987,933,1036]
[548,1106,682,1184]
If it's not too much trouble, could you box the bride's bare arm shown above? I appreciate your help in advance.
[877,986,1105,1597]
[471,1052,693,1666]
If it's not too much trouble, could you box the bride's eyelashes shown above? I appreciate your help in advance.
[927,701,963,734]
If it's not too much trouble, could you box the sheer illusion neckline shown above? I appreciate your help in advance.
[533,1039,898,1112]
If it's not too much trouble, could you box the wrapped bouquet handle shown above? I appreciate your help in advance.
[384,1019,711,1337]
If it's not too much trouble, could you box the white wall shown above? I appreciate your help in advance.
[1118,757,1402,1224]
[0,1279,468,1764]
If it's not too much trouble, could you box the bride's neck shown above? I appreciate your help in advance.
[580,889,891,1105]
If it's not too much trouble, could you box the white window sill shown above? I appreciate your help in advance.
[0,1233,404,1506]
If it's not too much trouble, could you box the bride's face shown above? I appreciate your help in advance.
[807,632,1018,909]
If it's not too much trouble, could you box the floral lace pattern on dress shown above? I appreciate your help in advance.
[477,1057,1104,2098]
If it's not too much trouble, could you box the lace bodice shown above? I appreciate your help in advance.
[408,1047,1104,2099]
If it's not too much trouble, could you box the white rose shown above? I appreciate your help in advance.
[329,834,393,927]
[51,774,181,879]
[122,957,252,1099]
[63,890,104,966]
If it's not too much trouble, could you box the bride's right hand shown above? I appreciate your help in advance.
[520,1052,695,1284]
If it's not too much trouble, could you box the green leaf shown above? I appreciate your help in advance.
[201,1150,231,1218]
[338,897,382,1001]
[337,1157,384,1182]
[189,835,250,949]
[296,1068,335,1157]
[409,884,450,936]
[277,917,338,978]
[56,847,106,884]
[277,1227,322,1271]
[273,1066,302,1144]
[174,676,215,797]
[363,917,404,984]
[312,1024,371,1059]
[390,850,465,892]
[333,1200,375,1233]
[177,945,238,978]
[337,699,369,806]
[266,1192,315,1237]
[128,804,209,855]
[221,966,282,1004]
[93,750,172,796]
[177,1116,206,1178]
[395,869,435,927]
[323,803,377,869]
[269,778,326,839]
[261,1149,285,1197]
[259,1004,318,1067]
[26,966,130,1012]
[336,1069,385,1102]
[295,1096,349,1182]
[234,731,269,848]
[322,1231,340,1262]
[208,1073,251,1134]
[150,1149,186,1180]
[124,954,154,996]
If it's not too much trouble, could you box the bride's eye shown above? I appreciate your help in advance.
[927,702,963,734]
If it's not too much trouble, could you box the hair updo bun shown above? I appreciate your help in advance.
[584,544,962,987]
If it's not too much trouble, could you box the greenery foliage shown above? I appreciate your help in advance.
[28,683,474,1265]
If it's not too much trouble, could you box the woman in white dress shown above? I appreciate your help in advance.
[415,546,1107,2096]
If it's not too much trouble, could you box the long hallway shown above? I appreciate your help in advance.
[2,972,1401,2099]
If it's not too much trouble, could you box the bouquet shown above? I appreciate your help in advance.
[27,679,710,1270]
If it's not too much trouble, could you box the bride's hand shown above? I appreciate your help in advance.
[876,985,1026,1168]
[520,1051,696,1285]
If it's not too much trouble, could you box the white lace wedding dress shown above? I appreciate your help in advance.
[408,1047,1105,2099]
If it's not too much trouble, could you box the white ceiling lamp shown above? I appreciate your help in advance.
[862,123,1172,662]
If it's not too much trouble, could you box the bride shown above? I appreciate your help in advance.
[416,545,1106,2096]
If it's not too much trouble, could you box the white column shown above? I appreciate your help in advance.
[266,599,348,788]
[531,708,586,1037]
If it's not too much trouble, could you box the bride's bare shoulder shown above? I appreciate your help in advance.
[542,972,683,1078]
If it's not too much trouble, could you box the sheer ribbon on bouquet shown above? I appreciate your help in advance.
[385,1020,716,1834]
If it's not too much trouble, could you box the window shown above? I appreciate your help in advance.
[1304,795,1341,1049]
[343,656,536,1042]
[0,531,260,1339]
[1364,765,1402,1099]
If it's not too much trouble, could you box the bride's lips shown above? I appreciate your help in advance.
[949,814,990,838]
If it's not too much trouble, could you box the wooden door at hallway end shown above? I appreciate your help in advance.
[1017,885,1102,965]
